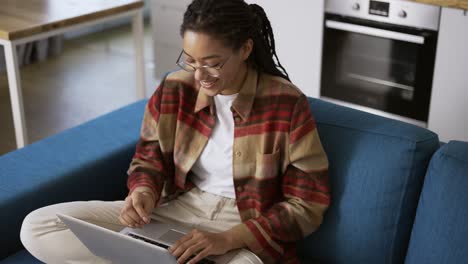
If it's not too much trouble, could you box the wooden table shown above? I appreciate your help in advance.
[0,0,146,149]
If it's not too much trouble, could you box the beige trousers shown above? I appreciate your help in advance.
[20,187,263,264]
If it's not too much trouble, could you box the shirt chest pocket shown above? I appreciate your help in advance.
[255,151,280,180]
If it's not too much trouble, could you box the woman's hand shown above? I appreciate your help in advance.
[119,187,156,228]
[168,228,246,264]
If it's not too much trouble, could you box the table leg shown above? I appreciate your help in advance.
[132,9,146,99]
[4,41,28,148]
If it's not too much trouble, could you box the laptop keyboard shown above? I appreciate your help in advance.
[127,233,215,264]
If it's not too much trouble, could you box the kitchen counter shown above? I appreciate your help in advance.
[410,0,468,10]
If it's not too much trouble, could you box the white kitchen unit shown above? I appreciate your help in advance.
[151,0,325,98]
[428,7,468,142]
[151,0,192,79]
[245,0,325,97]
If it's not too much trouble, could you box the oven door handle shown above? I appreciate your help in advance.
[325,20,425,44]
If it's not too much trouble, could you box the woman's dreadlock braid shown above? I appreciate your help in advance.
[180,0,290,81]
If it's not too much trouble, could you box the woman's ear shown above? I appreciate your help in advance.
[240,38,254,61]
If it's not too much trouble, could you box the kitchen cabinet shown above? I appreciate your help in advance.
[150,0,191,79]
[150,0,325,97]
[244,0,325,97]
[428,7,468,142]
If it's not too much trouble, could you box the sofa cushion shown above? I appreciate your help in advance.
[405,140,468,264]
[0,100,147,260]
[298,98,440,263]
[0,250,42,264]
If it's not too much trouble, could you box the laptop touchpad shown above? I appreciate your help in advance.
[158,229,185,245]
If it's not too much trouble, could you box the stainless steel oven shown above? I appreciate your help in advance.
[320,0,441,126]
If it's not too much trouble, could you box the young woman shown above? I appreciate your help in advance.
[20,0,330,263]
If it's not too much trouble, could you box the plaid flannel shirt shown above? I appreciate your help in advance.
[127,67,331,263]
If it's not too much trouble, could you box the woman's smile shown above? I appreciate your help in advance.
[200,79,218,89]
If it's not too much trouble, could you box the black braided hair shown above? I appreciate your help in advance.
[180,0,290,81]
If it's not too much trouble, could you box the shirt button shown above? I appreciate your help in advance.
[236,186,244,192]
[235,151,242,157]
[234,116,241,122]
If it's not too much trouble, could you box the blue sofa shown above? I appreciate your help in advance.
[1,97,467,263]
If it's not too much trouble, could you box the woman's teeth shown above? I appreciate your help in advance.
[201,80,216,88]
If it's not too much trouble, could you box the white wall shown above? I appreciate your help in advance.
[428,7,468,142]
[245,0,325,97]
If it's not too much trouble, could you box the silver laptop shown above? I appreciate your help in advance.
[56,213,240,264]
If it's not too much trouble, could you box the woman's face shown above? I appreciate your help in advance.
[181,30,252,96]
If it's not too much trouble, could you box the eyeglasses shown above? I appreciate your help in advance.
[176,50,231,77]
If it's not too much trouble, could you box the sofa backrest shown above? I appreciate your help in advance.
[405,140,468,264]
[298,98,440,263]
[0,100,147,260]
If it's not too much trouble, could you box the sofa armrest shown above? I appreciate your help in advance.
[0,100,147,260]
[405,140,468,263]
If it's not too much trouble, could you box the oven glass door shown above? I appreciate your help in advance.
[321,16,437,122]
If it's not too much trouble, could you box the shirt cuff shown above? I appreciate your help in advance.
[229,222,274,263]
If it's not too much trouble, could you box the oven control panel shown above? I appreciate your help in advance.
[325,0,441,31]
[369,0,390,17]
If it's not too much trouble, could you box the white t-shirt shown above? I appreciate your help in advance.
[191,93,238,198]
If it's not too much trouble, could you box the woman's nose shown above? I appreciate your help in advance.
[194,68,208,81]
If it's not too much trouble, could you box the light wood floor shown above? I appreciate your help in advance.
[0,21,159,155]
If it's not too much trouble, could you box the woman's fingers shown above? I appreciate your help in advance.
[132,193,151,224]
[177,241,206,264]
[119,212,140,228]
[187,247,211,264]
[168,229,236,263]
[168,231,194,256]
[119,196,144,227]
[118,188,156,227]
